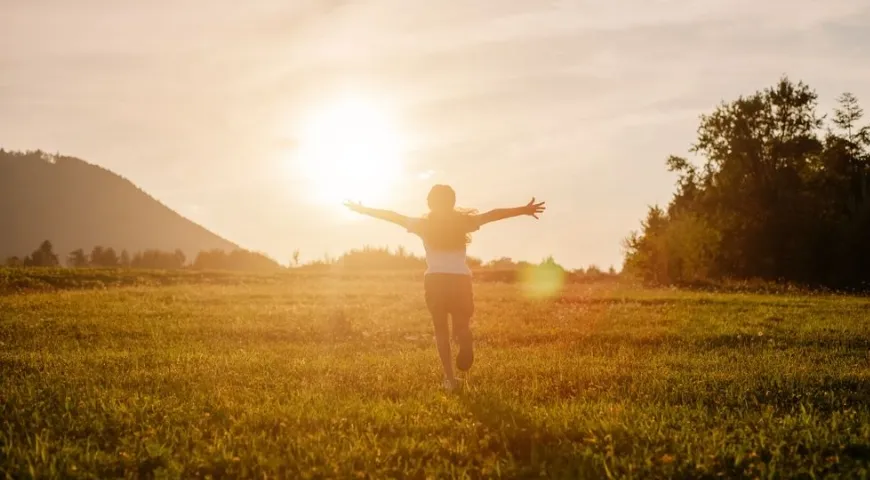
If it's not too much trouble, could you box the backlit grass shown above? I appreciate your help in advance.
[1,271,869,478]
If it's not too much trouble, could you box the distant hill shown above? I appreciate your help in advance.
[1,149,238,261]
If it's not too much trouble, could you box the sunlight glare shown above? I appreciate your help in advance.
[519,261,566,299]
[293,97,404,206]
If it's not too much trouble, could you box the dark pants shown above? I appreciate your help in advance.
[424,274,474,371]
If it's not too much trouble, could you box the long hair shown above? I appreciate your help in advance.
[418,185,477,250]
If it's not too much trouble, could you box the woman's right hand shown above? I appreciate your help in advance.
[343,200,367,213]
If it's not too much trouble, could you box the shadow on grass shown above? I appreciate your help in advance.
[556,296,823,310]
[457,391,606,478]
[456,385,870,478]
[486,330,870,356]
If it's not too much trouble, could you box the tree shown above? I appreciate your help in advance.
[119,250,131,268]
[173,249,186,269]
[292,249,301,267]
[833,93,867,146]
[130,252,144,268]
[690,77,823,280]
[129,249,186,269]
[624,77,870,288]
[103,247,119,267]
[486,257,516,269]
[89,246,104,267]
[24,240,59,267]
[467,256,483,268]
[5,256,22,267]
[68,248,88,268]
[327,246,424,271]
[623,206,671,283]
[89,246,118,267]
[192,248,283,272]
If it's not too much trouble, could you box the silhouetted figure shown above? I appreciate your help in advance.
[345,185,546,391]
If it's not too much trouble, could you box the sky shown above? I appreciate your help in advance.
[3,0,870,269]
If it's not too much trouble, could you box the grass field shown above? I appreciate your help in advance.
[1,269,870,478]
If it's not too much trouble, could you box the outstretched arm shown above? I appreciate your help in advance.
[475,198,546,226]
[344,201,413,228]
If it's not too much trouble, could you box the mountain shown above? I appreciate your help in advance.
[1,149,238,261]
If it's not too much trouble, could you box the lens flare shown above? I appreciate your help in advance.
[519,261,566,299]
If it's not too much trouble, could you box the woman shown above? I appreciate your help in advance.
[344,185,546,391]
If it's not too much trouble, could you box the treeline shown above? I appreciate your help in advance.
[624,77,870,288]
[312,246,481,270]
[307,246,618,279]
[5,240,283,272]
[7,241,619,279]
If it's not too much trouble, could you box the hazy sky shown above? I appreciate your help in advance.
[3,1,870,268]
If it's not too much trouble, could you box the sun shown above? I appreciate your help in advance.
[293,96,404,206]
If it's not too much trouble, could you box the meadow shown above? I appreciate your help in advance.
[1,269,869,478]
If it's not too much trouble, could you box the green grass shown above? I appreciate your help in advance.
[1,270,869,478]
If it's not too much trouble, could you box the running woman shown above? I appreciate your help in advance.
[344,185,546,391]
